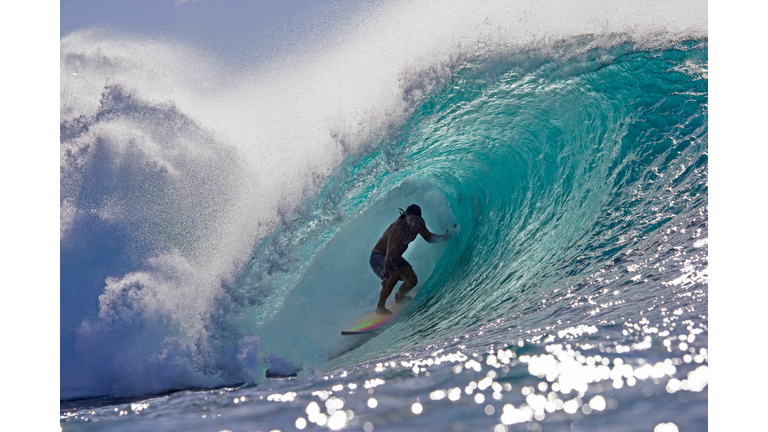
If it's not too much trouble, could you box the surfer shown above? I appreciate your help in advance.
[369,204,455,314]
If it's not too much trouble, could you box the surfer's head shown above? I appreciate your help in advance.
[405,204,421,218]
[398,204,422,219]
[399,204,422,229]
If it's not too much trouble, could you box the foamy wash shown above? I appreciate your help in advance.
[60,1,707,431]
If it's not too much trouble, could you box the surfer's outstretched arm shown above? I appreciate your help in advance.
[420,223,458,243]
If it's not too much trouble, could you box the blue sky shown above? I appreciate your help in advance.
[60,0,376,62]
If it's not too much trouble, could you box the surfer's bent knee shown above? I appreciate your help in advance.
[401,267,417,287]
[387,268,402,280]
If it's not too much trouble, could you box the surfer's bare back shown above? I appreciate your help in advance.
[369,204,456,314]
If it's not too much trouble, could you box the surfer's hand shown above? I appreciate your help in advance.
[445,224,458,238]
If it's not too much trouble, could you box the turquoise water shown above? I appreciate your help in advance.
[60,4,707,430]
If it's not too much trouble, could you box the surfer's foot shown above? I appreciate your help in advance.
[376,306,393,315]
[394,293,410,304]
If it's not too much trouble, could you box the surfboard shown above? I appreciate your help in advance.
[341,296,413,335]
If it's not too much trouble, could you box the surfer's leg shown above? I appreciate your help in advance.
[396,266,417,302]
[377,268,401,313]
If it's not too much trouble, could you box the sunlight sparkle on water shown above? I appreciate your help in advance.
[448,387,462,401]
[411,402,423,414]
[563,399,580,414]
[430,389,447,400]
[257,319,702,429]
[295,417,307,430]
[267,392,296,402]
[62,307,706,432]
[306,401,329,426]
[654,423,679,432]
[327,411,347,430]
[364,378,385,388]
[500,404,534,425]
[589,395,606,411]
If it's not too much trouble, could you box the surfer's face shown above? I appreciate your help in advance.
[405,215,420,230]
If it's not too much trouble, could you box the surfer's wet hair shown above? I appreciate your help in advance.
[398,204,422,220]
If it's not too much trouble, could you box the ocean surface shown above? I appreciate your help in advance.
[60,1,708,431]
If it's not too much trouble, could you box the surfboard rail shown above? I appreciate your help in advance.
[341,295,413,335]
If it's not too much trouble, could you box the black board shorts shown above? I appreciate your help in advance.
[369,252,411,280]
